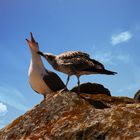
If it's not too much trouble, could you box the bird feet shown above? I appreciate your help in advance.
[58,87,69,94]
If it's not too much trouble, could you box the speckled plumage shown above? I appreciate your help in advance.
[38,50,117,92]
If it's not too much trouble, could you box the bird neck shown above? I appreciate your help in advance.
[30,49,45,69]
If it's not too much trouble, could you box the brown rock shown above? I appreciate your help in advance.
[71,82,111,96]
[134,89,140,102]
[0,91,140,140]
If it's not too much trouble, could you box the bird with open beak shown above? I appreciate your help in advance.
[26,32,65,98]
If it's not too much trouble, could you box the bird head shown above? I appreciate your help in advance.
[26,32,39,52]
[37,51,55,64]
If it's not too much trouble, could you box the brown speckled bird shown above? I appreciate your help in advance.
[38,50,117,93]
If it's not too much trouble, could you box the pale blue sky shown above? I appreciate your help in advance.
[0,0,140,128]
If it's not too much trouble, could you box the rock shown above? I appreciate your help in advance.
[134,89,140,102]
[71,82,111,96]
[0,90,140,140]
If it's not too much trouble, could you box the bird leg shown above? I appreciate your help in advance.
[59,75,70,93]
[77,76,80,94]
[66,75,70,88]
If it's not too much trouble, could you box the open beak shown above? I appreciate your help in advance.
[25,32,36,44]
[26,32,39,52]
[37,51,45,57]
[30,32,36,43]
[26,38,31,46]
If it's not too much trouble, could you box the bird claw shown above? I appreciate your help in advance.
[58,88,69,94]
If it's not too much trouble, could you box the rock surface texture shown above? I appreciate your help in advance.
[0,83,140,140]
[134,89,140,102]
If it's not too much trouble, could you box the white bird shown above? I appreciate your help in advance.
[26,33,65,98]
[38,51,117,93]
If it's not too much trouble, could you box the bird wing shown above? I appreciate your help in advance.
[57,57,104,72]
[79,58,107,73]
[81,59,117,75]
[56,52,116,75]
[43,70,65,91]
[57,51,90,59]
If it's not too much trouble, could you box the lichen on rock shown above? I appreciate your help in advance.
[0,83,140,140]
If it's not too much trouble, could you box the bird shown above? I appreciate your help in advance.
[37,50,117,93]
[26,32,65,98]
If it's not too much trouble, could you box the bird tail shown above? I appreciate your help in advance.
[82,67,117,75]
[101,69,117,75]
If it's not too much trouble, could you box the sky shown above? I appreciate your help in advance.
[0,0,140,128]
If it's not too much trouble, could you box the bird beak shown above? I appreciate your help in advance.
[26,32,36,44]
[30,32,36,43]
[26,38,31,45]
[37,51,45,57]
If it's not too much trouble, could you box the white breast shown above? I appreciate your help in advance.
[28,65,52,94]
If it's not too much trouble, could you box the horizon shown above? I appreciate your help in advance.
[0,0,140,128]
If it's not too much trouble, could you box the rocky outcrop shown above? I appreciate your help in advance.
[134,89,140,102]
[71,82,111,96]
[0,83,140,140]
